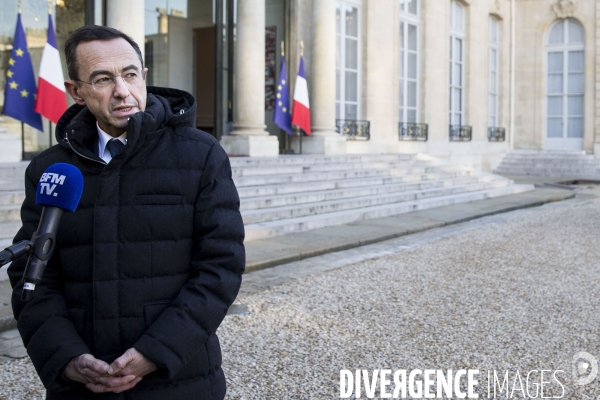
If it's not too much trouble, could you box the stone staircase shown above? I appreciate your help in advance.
[233,154,533,242]
[0,163,27,247]
[494,150,600,180]
[0,162,28,280]
[0,155,535,276]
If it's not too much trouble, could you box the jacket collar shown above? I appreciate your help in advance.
[55,87,196,164]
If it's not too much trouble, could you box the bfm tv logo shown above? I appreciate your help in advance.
[38,172,67,197]
[573,352,598,387]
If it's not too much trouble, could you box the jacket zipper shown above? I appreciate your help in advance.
[65,129,107,166]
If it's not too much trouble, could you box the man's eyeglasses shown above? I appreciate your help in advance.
[76,70,146,91]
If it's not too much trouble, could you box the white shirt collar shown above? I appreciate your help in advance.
[97,122,127,163]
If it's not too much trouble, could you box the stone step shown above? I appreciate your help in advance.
[233,164,462,187]
[0,191,25,207]
[236,169,474,198]
[0,162,28,179]
[496,167,600,174]
[228,153,419,167]
[0,136,22,163]
[496,165,600,172]
[506,150,587,156]
[244,184,534,241]
[494,150,600,179]
[0,179,25,192]
[231,159,437,177]
[0,205,20,223]
[504,154,594,160]
[499,160,599,167]
[495,166,600,176]
[500,157,598,164]
[0,222,21,241]
[241,180,512,225]
[240,174,500,211]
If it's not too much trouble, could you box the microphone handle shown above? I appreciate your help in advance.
[21,207,64,301]
[0,240,33,267]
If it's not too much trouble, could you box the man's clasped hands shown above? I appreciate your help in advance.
[64,348,157,393]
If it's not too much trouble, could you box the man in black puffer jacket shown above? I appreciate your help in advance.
[8,25,245,399]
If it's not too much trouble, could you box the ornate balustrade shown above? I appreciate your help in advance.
[488,127,506,142]
[398,122,428,141]
[336,119,371,141]
[449,125,472,141]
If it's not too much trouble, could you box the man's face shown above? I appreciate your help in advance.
[65,38,148,138]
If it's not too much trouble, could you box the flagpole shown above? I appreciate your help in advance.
[280,41,288,154]
[49,121,53,148]
[21,122,25,161]
[281,40,293,155]
[298,41,304,155]
[48,1,53,149]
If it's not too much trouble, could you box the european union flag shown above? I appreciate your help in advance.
[273,55,292,135]
[2,13,43,131]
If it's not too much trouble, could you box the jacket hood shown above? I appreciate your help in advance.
[55,86,197,147]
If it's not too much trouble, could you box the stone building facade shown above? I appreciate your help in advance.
[0,0,598,171]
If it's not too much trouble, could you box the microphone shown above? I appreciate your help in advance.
[21,163,83,301]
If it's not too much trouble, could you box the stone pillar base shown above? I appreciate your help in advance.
[292,135,347,155]
[220,135,280,157]
[594,143,600,159]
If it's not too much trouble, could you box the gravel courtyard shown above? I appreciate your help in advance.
[221,186,600,399]
[1,186,599,399]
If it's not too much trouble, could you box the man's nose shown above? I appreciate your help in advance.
[112,75,130,98]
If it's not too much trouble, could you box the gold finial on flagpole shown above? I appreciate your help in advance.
[281,40,285,57]
[300,40,304,57]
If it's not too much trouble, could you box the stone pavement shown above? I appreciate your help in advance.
[0,182,576,364]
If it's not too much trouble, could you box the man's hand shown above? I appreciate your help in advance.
[84,348,157,394]
[64,353,139,393]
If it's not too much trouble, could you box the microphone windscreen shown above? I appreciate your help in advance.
[35,163,84,212]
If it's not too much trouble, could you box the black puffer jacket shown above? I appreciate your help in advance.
[8,87,245,399]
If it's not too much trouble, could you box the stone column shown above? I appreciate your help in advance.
[106,0,145,58]
[220,0,279,157]
[595,0,600,158]
[422,0,450,148]
[362,0,397,153]
[303,0,346,154]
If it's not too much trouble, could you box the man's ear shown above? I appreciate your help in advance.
[64,80,86,106]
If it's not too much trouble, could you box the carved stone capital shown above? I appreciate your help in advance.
[552,0,576,19]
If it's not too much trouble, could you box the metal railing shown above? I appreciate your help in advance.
[398,122,428,141]
[488,127,506,142]
[449,125,472,141]
[336,119,371,140]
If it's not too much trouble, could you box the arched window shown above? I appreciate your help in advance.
[449,0,465,127]
[399,0,420,123]
[545,18,585,150]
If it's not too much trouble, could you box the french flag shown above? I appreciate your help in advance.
[35,14,67,124]
[291,56,311,135]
